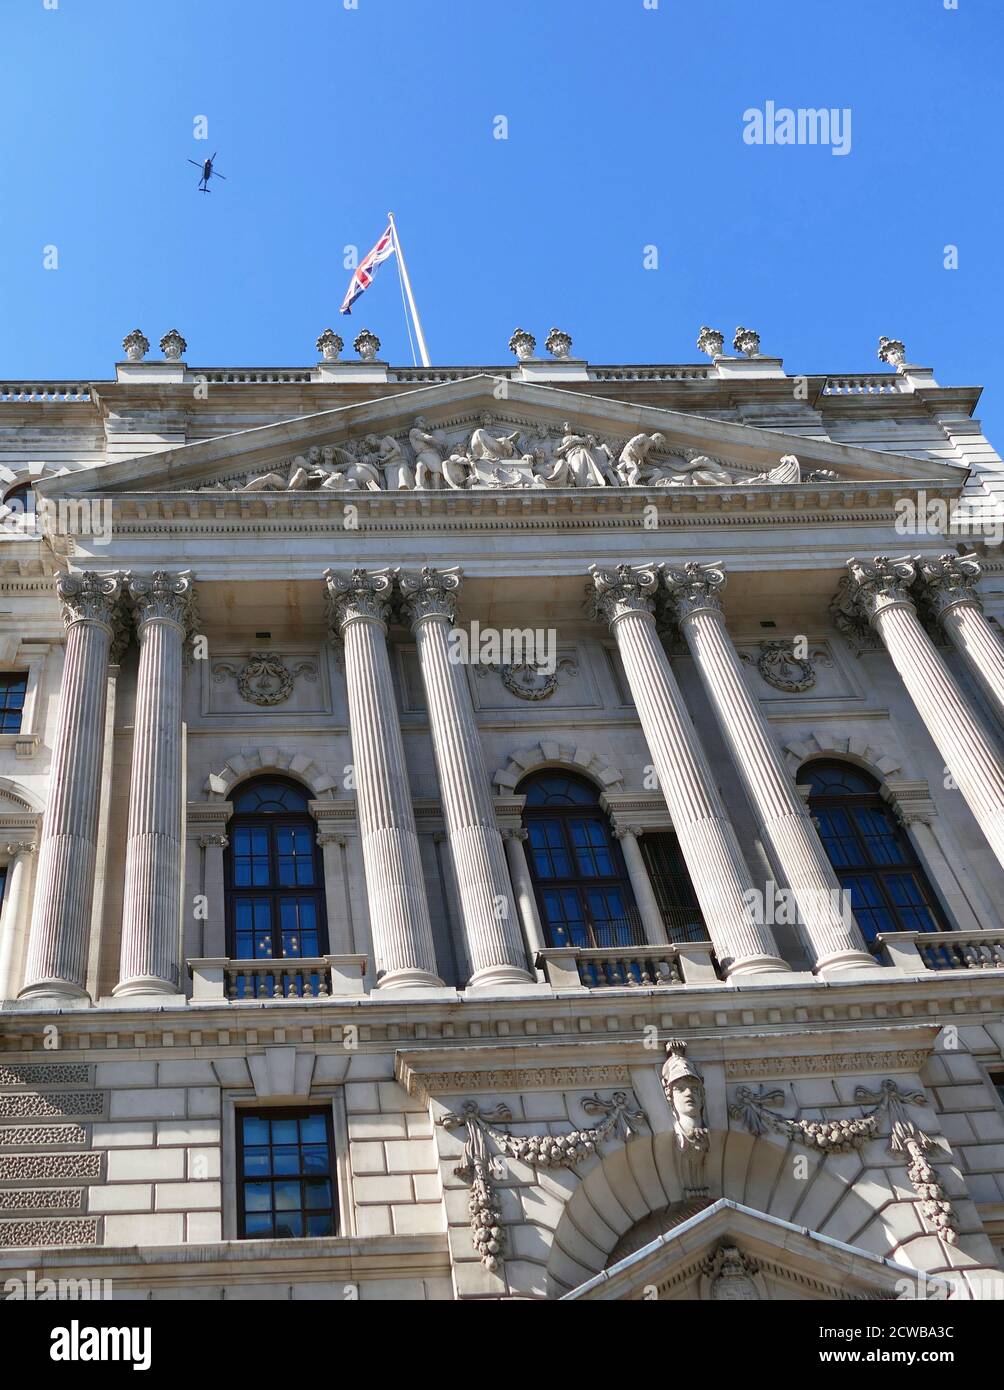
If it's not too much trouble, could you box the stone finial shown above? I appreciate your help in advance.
[315,328,343,362]
[733,326,761,357]
[544,327,573,360]
[122,329,149,363]
[353,329,381,362]
[878,335,907,367]
[696,325,724,359]
[159,329,187,361]
[508,327,536,360]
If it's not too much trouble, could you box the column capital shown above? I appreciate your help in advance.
[198,834,229,851]
[587,563,659,628]
[4,841,36,857]
[398,565,462,626]
[612,824,643,840]
[501,826,528,843]
[57,570,127,633]
[916,552,984,622]
[662,561,727,623]
[128,570,197,635]
[324,567,394,632]
[836,555,918,636]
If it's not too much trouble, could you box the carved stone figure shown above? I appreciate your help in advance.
[551,423,618,487]
[409,417,451,490]
[748,453,802,484]
[703,1245,761,1300]
[317,443,383,492]
[376,435,415,491]
[616,432,668,485]
[468,423,524,462]
[661,1040,709,1196]
[647,454,735,487]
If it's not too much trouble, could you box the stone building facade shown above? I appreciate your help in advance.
[1,328,1004,1300]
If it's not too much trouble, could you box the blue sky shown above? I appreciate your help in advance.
[2,0,1002,440]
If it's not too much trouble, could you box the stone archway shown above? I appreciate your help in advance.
[782,730,902,781]
[204,749,338,800]
[493,740,624,794]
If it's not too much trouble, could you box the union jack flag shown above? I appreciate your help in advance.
[339,224,395,315]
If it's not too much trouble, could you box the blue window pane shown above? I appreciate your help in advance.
[272,1145,299,1175]
[271,1119,298,1145]
[300,1114,327,1143]
[306,1214,334,1237]
[304,1179,332,1210]
[244,1182,271,1212]
[274,1213,304,1239]
[245,1212,272,1237]
[242,1116,269,1144]
[273,1181,301,1211]
[854,807,908,866]
[302,1145,329,1174]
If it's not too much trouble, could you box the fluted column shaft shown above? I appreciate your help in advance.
[116,572,194,996]
[663,563,873,973]
[589,565,788,977]
[21,573,125,999]
[399,567,532,988]
[325,569,443,990]
[502,829,546,967]
[918,553,1004,732]
[846,556,1004,869]
[613,827,669,946]
[0,844,36,1000]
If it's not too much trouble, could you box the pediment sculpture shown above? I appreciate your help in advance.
[233,419,841,495]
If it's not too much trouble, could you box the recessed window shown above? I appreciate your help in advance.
[0,673,27,733]
[237,1108,338,1240]
[804,761,948,944]
[638,831,708,944]
[520,772,642,950]
[225,776,328,971]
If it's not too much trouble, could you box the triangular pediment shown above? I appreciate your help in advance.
[37,376,967,500]
[561,1199,943,1301]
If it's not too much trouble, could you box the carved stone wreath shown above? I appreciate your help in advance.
[478,656,578,701]
[214,653,318,707]
[756,640,816,693]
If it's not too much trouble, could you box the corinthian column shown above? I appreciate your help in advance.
[398,566,532,988]
[20,572,127,1000]
[588,565,788,977]
[842,556,1004,869]
[916,552,1004,730]
[115,571,195,996]
[662,562,873,973]
[325,568,443,990]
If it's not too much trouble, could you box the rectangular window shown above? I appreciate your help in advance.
[0,674,27,734]
[237,1107,338,1240]
[639,831,709,944]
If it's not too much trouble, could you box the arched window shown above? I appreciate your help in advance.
[225,777,327,962]
[804,761,948,943]
[520,771,642,949]
[2,482,35,519]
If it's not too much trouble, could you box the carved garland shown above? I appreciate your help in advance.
[438,1092,647,1271]
[729,1080,958,1244]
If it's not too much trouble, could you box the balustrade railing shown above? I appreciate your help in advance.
[0,382,92,402]
[187,955,367,1002]
[875,930,1004,972]
[537,940,720,990]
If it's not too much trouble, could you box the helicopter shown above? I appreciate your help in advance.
[187,152,226,192]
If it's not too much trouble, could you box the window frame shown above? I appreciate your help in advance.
[0,672,27,735]
[804,760,950,943]
[234,1104,339,1242]
[519,771,644,950]
[224,775,328,962]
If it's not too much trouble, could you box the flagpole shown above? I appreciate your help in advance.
[387,212,431,368]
